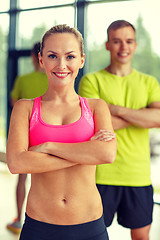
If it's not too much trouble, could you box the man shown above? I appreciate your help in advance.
[7,42,48,234]
[79,20,160,240]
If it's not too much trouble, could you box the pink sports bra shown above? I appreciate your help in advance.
[29,96,94,147]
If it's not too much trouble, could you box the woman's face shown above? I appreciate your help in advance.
[39,33,85,88]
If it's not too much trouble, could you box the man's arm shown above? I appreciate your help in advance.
[109,102,160,129]
[111,115,131,130]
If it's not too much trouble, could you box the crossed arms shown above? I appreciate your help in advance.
[109,101,160,130]
[7,98,117,174]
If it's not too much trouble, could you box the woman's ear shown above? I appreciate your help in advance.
[80,54,85,69]
[38,52,44,68]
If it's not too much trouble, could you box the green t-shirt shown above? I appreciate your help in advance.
[11,71,48,100]
[79,69,160,186]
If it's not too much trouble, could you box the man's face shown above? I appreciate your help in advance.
[106,26,137,65]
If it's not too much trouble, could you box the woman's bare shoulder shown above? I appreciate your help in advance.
[14,98,35,108]
[82,97,108,116]
[12,98,35,118]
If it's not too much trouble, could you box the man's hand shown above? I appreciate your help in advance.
[108,104,124,116]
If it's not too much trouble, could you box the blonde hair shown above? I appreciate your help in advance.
[40,24,84,57]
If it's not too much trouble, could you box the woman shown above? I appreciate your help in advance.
[7,24,117,240]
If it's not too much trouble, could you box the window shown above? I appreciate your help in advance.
[19,0,75,9]
[17,7,75,49]
[18,57,34,76]
[0,1,10,11]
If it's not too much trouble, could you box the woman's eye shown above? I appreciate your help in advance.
[67,55,75,60]
[48,54,56,59]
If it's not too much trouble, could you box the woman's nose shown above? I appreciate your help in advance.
[57,58,66,70]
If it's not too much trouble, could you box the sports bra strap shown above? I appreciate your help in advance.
[80,97,93,116]
[79,96,94,128]
[29,96,41,129]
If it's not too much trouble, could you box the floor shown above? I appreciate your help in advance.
[0,162,160,240]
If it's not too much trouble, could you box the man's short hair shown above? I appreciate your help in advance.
[107,20,135,41]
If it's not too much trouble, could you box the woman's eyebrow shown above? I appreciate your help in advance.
[47,50,76,55]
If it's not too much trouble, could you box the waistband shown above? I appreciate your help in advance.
[23,213,107,239]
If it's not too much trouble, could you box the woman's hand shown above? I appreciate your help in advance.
[90,129,116,142]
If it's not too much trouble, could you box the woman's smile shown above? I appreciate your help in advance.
[53,72,70,78]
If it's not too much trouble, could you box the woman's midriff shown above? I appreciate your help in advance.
[26,165,103,225]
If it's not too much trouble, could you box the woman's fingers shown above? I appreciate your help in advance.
[90,129,116,142]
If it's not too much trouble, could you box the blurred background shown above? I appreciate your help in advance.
[0,0,160,239]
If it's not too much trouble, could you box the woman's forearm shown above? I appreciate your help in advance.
[7,150,78,174]
[38,137,117,166]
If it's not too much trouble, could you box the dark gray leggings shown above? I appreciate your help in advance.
[19,214,109,240]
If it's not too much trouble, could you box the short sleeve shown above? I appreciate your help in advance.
[78,73,100,99]
[147,76,160,105]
